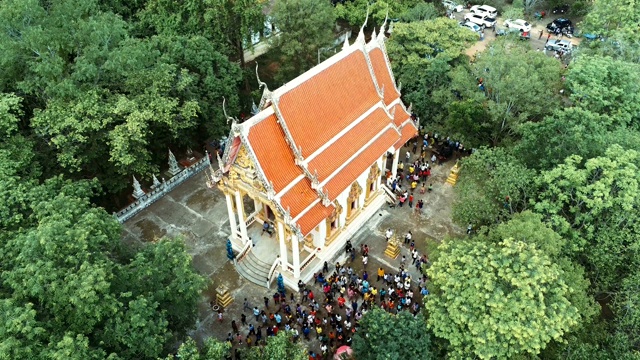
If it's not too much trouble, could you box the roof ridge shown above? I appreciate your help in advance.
[271,98,331,207]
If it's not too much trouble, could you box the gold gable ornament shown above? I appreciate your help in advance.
[235,146,253,169]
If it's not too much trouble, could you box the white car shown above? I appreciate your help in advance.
[464,13,496,28]
[470,5,498,18]
[503,19,532,32]
[545,39,573,52]
[443,0,464,13]
[461,21,482,35]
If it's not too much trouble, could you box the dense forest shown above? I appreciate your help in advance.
[2,0,640,359]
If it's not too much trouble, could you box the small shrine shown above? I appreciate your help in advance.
[207,18,418,289]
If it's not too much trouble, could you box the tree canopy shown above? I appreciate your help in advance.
[352,308,435,360]
[426,237,585,359]
[270,0,336,84]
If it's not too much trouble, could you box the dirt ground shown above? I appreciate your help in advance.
[452,10,583,60]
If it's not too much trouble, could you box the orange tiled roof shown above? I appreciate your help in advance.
[307,107,390,181]
[394,121,419,150]
[391,103,411,127]
[278,50,381,158]
[298,202,335,236]
[247,113,302,193]
[369,47,400,106]
[325,127,399,200]
[280,179,318,219]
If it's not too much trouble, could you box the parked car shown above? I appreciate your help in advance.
[463,13,496,28]
[545,39,573,52]
[503,19,532,32]
[442,0,464,13]
[470,5,498,18]
[547,18,573,33]
[496,26,530,40]
[460,21,482,35]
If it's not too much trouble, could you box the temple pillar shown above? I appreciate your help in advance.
[234,191,248,242]
[292,235,301,278]
[225,192,238,240]
[278,221,288,271]
[391,149,400,180]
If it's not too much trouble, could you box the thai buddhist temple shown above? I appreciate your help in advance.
[207,20,418,289]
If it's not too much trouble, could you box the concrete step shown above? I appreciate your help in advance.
[235,249,273,288]
[246,251,272,271]
[236,262,267,288]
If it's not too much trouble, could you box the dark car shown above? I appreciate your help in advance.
[546,18,573,33]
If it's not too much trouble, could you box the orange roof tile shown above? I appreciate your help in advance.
[248,114,302,193]
[280,179,318,218]
[308,107,390,181]
[391,103,411,127]
[369,47,400,106]
[297,202,335,236]
[394,122,418,150]
[325,128,399,200]
[278,50,381,158]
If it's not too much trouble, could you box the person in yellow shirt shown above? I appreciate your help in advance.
[377,267,385,282]
[371,287,378,297]
[363,292,371,303]
[411,181,417,190]
[397,162,404,173]
[409,165,415,174]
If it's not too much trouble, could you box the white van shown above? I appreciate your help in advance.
[470,5,498,18]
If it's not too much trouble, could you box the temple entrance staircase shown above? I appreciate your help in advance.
[236,250,271,288]
[381,184,397,205]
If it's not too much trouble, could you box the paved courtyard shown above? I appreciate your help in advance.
[121,143,464,353]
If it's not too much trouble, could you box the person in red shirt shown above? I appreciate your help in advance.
[338,296,346,308]
[272,325,279,336]
[308,290,314,301]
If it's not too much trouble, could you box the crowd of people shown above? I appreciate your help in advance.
[387,133,464,211]
[219,239,431,359]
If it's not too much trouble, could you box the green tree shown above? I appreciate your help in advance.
[565,55,640,127]
[386,18,476,129]
[0,166,204,359]
[164,338,231,360]
[453,38,561,145]
[0,0,241,197]
[399,3,440,23]
[514,107,612,170]
[242,331,306,360]
[138,0,266,67]
[335,0,422,27]
[579,0,640,63]
[352,308,435,359]
[534,145,640,292]
[426,237,584,359]
[615,270,640,350]
[452,147,537,228]
[270,0,336,84]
